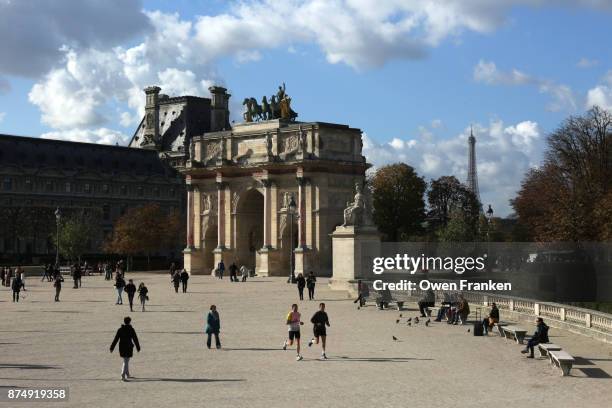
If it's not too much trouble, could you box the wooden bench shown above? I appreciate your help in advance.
[538,343,562,358]
[500,326,527,344]
[548,350,575,376]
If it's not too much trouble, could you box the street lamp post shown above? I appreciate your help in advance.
[485,204,494,270]
[54,207,61,267]
[287,196,297,284]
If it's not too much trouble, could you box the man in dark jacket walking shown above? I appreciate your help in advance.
[180,269,189,293]
[110,316,141,381]
[521,317,549,358]
[125,279,137,312]
[11,274,22,302]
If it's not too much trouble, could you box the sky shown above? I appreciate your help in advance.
[0,0,611,216]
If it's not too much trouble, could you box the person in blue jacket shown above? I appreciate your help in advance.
[205,305,221,349]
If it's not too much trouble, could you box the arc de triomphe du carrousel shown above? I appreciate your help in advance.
[181,84,370,278]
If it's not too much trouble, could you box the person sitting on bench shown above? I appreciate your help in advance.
[482,302,500,334]
[418,289,435,317]
[521,317,549,358]
[450,295,470,325]
[434,292,455,321]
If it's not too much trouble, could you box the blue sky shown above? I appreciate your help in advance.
[0,0,611,216]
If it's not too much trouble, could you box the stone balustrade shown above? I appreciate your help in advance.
[407,286,612,343]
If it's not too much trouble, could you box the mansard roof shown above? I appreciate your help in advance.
[0,134,178,178]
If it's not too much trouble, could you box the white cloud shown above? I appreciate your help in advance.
[363,119,544,216]
[40,128,129,145]
[0,112,5,123]
[473,59,577,112]
[577,57,598,68]
[586,70,612,111]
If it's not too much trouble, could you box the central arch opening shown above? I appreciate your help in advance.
[235,189,264,271]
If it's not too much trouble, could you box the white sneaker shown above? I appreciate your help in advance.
[282,340,287,350]
[321,353,327,360]
[296,355,303,361]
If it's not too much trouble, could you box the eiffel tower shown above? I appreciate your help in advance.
[466,126,481,206]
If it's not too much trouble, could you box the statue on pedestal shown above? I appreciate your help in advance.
[342,182,373,227]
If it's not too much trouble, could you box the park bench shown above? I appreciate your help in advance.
[537,343,562,358]
[492,322,509,336]
[361,284,405,310]
[500,325,527,344]
[548,350,575,376]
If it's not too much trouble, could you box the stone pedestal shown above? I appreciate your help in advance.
[329,225,381,290]
[183,246,205,275]
[256,247,276,276]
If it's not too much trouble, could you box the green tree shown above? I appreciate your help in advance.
[371,163,426,241]
[54,215,95,263]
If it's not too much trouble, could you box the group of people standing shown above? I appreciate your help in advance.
[295,271,317,301]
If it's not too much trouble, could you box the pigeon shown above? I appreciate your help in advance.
[425,319,430,327]
[408,322,412,326]
[395,319,400,324]
[414,317,419,324]
[407,317,412,322]
[467,329,471,333]
[357,306,361,310]
[392,336,398,341]
[399,314,403,318]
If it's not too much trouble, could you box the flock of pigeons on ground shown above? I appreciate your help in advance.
[390,313,473,341]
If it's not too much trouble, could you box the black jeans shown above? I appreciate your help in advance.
[182,281,188,293]
[174,284,179,293]
[207,333,221,349]
[298,286,305,300]
[55,288,61,301]
[128,294,134,311]
[308,286,315,300]
[418,301,434,316]
[12,291,19,302]
[526,339,539,356]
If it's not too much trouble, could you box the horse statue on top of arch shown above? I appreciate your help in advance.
[242,82,298,123]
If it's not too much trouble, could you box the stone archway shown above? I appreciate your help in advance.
[202,224,217,274]
[235,188,264,270]
[278,216,299,277]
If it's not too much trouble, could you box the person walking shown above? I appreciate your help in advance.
[172,271,181,293]
[217,260,225,279]
[296,273,306,301]
[282,304,304,361]
[137,283,148,312]
[240,265,249,282]
[104,262,112,281]
[42,263,50,282]
[109,316,141,381]
[306,271,317,300]
[115,273,126,305]
[53,273,64,302]
[125,279,137,312]
[308,303,330,359]
[205,305,221,349]
[72,263,80,289]
[11,273,22,302]
[229,262,238,282]
[18,268,26,291]
[169,262,177,278]
[180,268,189,293]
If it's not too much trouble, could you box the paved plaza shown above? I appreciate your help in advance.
[1,273,611,408]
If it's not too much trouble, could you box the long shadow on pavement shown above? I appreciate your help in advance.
[321,356,434,363]
[0,363,61,370]
[128,378,245,383]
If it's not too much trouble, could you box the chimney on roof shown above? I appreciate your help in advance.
[142,86,161,149]
[209,86,231,131]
